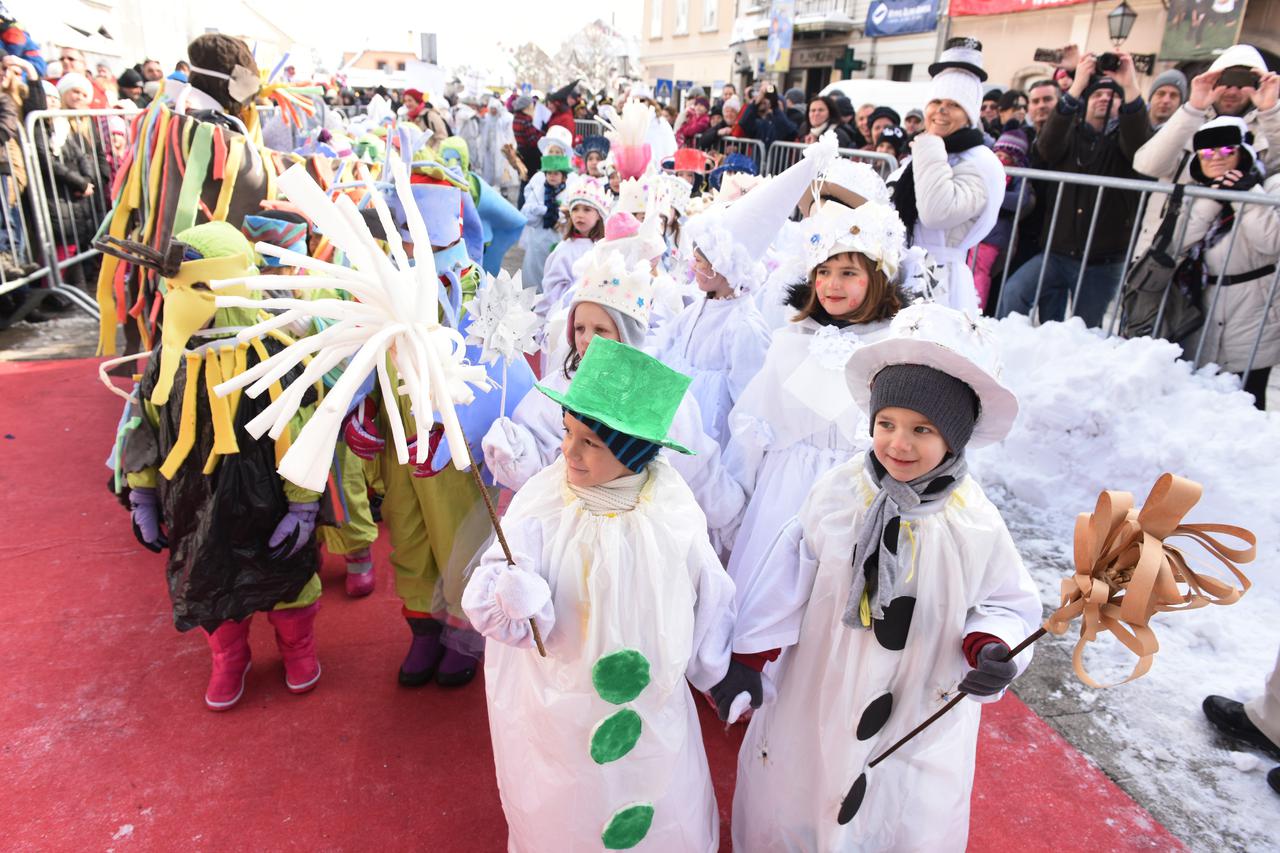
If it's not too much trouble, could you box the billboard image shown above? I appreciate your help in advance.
[766,0,796,73]
[865,0,939,37]
[1159,0,1249,62]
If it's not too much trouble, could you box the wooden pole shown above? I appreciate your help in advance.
[867,628,1047,769]
[462,439,547,657]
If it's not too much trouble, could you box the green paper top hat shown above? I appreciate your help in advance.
[538,337,694,455]
[541,153,572,173]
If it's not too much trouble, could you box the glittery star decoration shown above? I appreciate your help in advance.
[464,269,540,365]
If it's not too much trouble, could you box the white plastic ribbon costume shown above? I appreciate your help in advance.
[210,155,490,492]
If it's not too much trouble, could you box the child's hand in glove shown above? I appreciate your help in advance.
[958,642,1017,697]
[710,659,764,722]
[268,502,319,559]
[128,487,168,552]
[494,562,553,622]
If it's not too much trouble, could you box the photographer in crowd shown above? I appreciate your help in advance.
[998,51,1151,327]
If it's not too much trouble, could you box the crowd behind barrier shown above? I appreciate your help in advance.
[8,96,1278,391]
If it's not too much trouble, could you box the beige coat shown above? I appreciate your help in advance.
[1179,175,1280,373]
[1131,102,1280,257]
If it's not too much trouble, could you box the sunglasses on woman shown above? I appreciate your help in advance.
[1198,145,1239,159]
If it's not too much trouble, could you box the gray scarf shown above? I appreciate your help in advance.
[843,452,968,630]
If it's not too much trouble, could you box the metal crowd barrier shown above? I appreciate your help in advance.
[575,119,604,140]
[991,165,1280,380]
[705,136,767,172]
[762,140,897,178]
[0,122,56,325]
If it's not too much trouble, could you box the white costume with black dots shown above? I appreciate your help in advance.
[731,454,1041,851]
[464,457,735,852]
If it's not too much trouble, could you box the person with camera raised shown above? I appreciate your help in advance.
[998,50,1151,327]
[1131,45,1280,257]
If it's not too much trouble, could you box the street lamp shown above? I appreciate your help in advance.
[1107,1,1138,48]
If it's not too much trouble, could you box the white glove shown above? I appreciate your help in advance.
[494,564,552,622]
[483,417,538,490]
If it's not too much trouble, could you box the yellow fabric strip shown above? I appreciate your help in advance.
[140,109,172,244]
[903,521,918,584]
[859,591,871,627]
[158,353,203,480]
[204,349,239,453]
[263,147,277,203]
[212,136,245,221]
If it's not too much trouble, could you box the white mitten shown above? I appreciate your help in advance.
[483,418,518,474]
[494,565,553,622]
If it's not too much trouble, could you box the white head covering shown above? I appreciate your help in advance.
[1208,44,1267,73]
[56,72,94,98]
[926,38,988,128]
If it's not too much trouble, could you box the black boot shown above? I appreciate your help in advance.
[1269,766,1279,796]
[1203,695,1280,759]
[397,616,444,687]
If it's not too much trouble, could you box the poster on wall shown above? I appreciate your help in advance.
[865,0,939,38]
[950,0,1090,14]
[766,0,796,73]
[1159,0,1249,61]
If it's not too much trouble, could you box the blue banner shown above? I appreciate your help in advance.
[865,0,938,38]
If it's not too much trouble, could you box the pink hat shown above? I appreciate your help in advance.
[604,211,641,242]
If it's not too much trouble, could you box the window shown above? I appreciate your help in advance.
[397,62,406,71]
[377,60,388,71]
[890,64,912,82]
[650,0,664,39]
[702,0,718,30]
[674,0,689,35]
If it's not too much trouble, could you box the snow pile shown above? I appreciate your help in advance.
[972,315,1278,849]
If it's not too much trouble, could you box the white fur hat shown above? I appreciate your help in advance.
[56,71,94,98]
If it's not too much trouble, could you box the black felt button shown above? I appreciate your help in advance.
[837,773,867,825]
[872,596,915,651]
[882,517,900,555]
[856,692,893,740]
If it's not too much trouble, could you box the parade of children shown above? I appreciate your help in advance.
[7,13,1280,851]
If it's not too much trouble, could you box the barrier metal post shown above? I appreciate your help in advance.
[765,140,805,176]
[575,119,603,140]
[993,177,1029,319]
[1242,266,1280,386]
[1066,185,1104,324]
[709,136,767,173]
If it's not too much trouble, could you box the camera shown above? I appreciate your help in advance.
[1034,47,1064,64]
[1096,52,1121,73]
[1219,67,1261,89]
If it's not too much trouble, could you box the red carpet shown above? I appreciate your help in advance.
[0,358,1185,851]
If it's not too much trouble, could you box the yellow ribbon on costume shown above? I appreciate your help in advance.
[201,348,239,474]
[213,136,245,221]
[1044,474,1256,688]
[158,352,203,479]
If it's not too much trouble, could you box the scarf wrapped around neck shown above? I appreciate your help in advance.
[843,451,967,630]
[890,128,986,244]
[568,470,649,514]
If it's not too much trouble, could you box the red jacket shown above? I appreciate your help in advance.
[547,106,575,137]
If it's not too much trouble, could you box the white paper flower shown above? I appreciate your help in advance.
[209,154,491,492]
[464,269,540,365]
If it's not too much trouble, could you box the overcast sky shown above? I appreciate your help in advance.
[281,0,643,77]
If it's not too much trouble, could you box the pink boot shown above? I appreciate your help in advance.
[203,617,253,711]
[344,549,375,598]
[267,603,322,693]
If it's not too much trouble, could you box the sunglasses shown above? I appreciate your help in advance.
[1197,145,1239,159]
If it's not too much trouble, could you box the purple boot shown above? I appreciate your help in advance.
[398,617,444,687]
[436,641,481,688]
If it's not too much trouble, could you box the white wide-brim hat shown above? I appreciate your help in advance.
[539,125,574,156]
[845,303,1018,447]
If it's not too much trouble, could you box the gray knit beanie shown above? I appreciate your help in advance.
[868,364,980,454]
[1148,69,1188,102]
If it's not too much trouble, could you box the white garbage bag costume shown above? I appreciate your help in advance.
[465,455,735,852]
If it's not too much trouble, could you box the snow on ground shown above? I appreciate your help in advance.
[973,315,1279,851]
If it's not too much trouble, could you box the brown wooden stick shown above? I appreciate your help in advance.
[867,627,1046,769]
[462,439,547,657]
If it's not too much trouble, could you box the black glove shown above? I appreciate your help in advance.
[958,642,1017,697]
[709,659,763,722]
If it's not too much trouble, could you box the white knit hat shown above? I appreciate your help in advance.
[926,37,988,128]
[567,247,654,351]
[685,131,839,292]
[56,72,94,98]
[561,174,611,218]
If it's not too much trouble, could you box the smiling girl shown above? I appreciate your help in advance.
[539,173,609,317]
[721,198,906,642]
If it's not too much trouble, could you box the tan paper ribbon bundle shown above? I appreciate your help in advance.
[1044,473,1256,688]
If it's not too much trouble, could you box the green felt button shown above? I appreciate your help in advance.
[601,802,654,850]
[591,648,651,705]
[590,709,642,765]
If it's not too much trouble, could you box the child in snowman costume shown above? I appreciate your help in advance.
[463,337,736,852]
[482,237,746,552]
[722,193,908,620]
[650,133,838,449]
[724,303,1042,851]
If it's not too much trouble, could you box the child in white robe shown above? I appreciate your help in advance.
[464,337,735,852]
[721,303,1043,852]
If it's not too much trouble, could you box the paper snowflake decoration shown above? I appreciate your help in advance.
[210,154,491,492]
[464,269,540,365]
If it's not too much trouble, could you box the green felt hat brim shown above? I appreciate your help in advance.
[537,383,694,456]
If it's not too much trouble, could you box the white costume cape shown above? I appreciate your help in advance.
[648,295,771,449]
[732,455,1042,851]
[723,317,890,575]
[464,457,735,852]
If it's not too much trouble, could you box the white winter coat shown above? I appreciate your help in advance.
[892,134,1004,314]
[1131,101,1280,257]
[731,455,1042,852]
[462,457,735,853]
[1179,174,1280,372]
